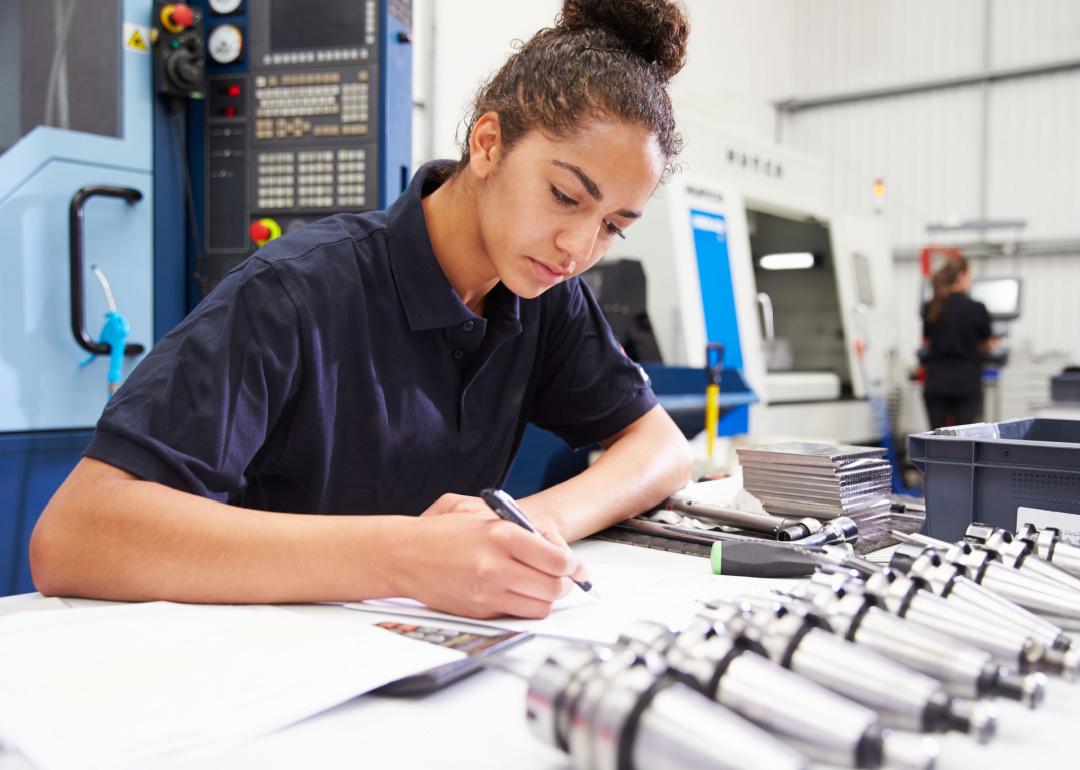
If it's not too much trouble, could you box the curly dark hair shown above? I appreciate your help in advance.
[458,0,690,179]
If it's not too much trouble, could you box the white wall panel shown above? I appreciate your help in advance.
[781,0,1080,246]
[785,89,984,246]
[789,0,984,95]
[983,254,1080,363]
[668,0,794,141]
[417,0,796,165]
[987,70,1080,239]
[427,1,559,161]
[991,0,1080,68]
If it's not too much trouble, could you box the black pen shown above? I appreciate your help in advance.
[480,488,595,594]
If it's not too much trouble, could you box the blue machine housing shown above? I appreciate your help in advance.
[0,0,174,595]
[1,0,413,595]
[504,365,757,498]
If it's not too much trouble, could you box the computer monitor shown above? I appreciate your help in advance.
[970,277,1022,321]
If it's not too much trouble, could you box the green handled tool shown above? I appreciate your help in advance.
[710,540,820,579]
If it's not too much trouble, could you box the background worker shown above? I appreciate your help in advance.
[921,257,997,429]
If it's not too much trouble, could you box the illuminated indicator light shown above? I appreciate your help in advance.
[227,84,241,97]
[759,252,815,270]
[224,106,237,117]
[873,177,886,198]
[171,39,180,49]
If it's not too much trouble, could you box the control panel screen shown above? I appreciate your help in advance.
[271,0,367,50]
[970,277,1021,320]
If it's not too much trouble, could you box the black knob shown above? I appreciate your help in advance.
[167,52,202,89]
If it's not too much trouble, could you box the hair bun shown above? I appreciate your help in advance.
[561,0,689,82]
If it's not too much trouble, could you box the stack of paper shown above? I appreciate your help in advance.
[736,442,892,520]
[0,602,463,770]
[343,562,793,645]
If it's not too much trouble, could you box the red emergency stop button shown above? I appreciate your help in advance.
[249,221,271,242]
[161,4,195,33]
[249,218,282,247]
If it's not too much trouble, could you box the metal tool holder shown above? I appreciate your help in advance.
[615,619,938,770]
[525,646,811,770]
[777,576,1046,707]
[517,522,1080,769]
[1015,523,1080,577]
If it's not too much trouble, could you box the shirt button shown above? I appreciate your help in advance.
[462,320,475,332]
[452,349,464,360]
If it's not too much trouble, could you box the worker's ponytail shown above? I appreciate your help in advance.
[926,257,969,324]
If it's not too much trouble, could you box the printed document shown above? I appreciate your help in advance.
[0,602,462,770]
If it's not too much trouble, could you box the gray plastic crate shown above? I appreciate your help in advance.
[909,418,1080,541]
[1051,372,1080,402]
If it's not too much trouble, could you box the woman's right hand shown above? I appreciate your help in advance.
[397,502,583,620]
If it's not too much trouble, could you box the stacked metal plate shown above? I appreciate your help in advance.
[736,442,892,520]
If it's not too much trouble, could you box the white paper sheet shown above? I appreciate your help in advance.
[0,602,463,770]
[0,596,68,618]
[342,562,793,643]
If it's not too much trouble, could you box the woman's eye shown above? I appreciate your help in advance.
[604,221,626,239]
[550,185,578,206]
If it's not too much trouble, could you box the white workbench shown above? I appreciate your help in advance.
[0,540,1075,770]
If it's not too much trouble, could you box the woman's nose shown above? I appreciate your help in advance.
[556,221,599,270]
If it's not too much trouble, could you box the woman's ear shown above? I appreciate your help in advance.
[468,112,502,180]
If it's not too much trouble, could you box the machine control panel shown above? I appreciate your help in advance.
[194,0,407,288]
[153,2,207,99]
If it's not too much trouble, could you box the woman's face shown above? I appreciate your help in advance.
[470,117,665,299]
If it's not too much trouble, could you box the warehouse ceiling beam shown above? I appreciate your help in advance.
[774,58,1080,114]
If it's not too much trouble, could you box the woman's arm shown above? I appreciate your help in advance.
[30,458,580,618]
[521,404,692,542]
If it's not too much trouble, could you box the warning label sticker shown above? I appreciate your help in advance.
[124,22,150,54]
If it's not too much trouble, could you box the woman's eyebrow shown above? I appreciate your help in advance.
[551,159,602,201]
[550,159,642,219]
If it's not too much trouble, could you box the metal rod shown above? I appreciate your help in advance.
[775,58,1080,113]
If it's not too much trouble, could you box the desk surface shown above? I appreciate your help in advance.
[0,540,1075,770]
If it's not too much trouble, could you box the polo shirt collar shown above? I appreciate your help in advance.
[387,161,522,332]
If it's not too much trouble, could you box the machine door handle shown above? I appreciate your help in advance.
[69,185,146,357]
[756,292,775,345]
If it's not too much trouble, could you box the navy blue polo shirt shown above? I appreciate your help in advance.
[85,161,657,515]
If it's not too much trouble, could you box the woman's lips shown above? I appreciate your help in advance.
[528,257,568,285]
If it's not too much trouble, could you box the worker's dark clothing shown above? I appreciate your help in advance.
[922,293,992,429]
[85,161,657,514]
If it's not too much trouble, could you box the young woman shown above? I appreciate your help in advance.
[921,257,996,429]
[30,0,693,619]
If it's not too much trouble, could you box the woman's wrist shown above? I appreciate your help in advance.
[332,514,420,601]
[517,494,566,539]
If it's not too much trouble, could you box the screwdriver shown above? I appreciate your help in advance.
[705,342,724,462]
[710,539,820,578]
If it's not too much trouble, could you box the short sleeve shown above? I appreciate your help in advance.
[84,258,302,501]
[528,279,657,449]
